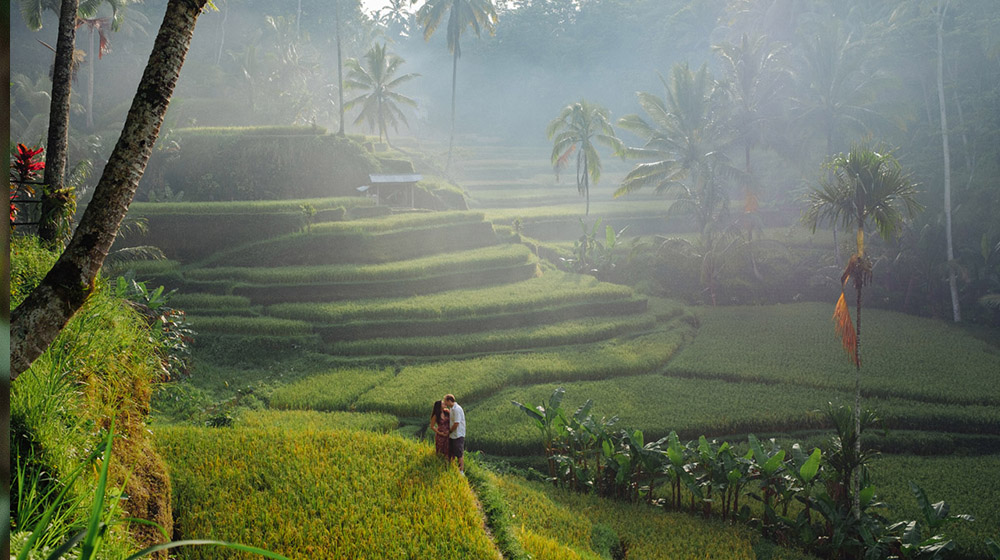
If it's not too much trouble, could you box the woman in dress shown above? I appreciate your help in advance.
[429,400,451,458]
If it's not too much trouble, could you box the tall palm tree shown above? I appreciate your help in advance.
[790,22,892,263]
[413,0,497,167]
[615,63,735,244]
[546,99,617,216]
[803,140,922,519]
[344,43,419,146]
[714,32,789,279]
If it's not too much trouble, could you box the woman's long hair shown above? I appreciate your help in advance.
[432,400,443,419]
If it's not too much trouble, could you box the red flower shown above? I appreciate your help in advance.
[11,143,46,182]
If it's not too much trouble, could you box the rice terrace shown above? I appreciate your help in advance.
[8,1,1000,560]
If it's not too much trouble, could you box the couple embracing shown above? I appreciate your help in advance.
[430,394,465,474]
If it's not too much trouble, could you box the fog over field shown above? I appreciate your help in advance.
[9,1,1000,559]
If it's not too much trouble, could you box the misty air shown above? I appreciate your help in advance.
[8,1,1000,559]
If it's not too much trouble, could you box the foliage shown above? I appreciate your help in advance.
[156,426,500,559]
[507,389,973,560]
[114,275,196,380]
[10,235,60,308]
[344,43,419,145]
[546,99,619,215]
[138,131,381,201]
[558,218,634,280]
[13,423,292,560]
[11,274,171,556]
[10,143,45,228]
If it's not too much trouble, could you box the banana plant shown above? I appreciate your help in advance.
[879,482,974,560]
[512,387,566,484]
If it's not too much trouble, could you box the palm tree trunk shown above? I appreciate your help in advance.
[11,0,210,380]
[87,27,95,129]
[853,276,862,521]
[936,0,961,323]
[336,0,345,136]
[447,48,458,170]
[39,0,79,245]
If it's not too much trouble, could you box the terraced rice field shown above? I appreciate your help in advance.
[144,145,999,558]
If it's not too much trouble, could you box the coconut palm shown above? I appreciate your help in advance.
[802,139,922,519]
[615,63,736,244]
[344,43,419,146]
[714,32,789,279]
[413,0,497,167]
[546,99,618,216]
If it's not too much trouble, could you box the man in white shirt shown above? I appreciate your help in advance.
[444,393,465,474]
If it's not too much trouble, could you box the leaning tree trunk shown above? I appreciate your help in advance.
[936,0,961,323]
[11,0,210,380]
[38,0,80,245]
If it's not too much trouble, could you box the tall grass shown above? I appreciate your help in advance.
[664,303,1000,406]
[11,274,168,555]
[156,427,501,559]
